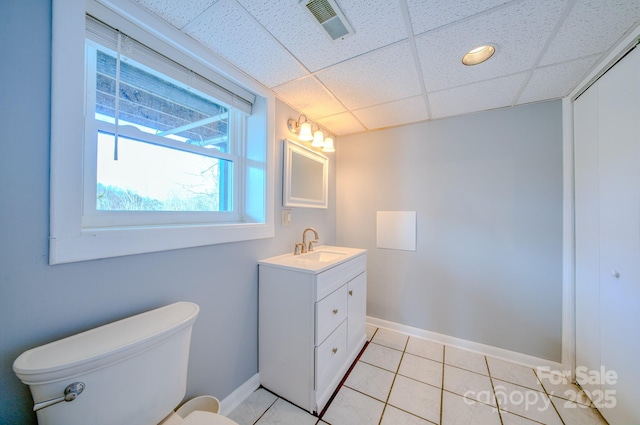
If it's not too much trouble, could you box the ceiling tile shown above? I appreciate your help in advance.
[183,0,308,88]
[428,73,527,119]
[407,0,512,35]
[353,96,428,130]
[134,0,219,29]
[316,113,366,136]
[540,0,640,66]
[518,55,601,105]
[234,0,408,72]
[415,0,568,93]
[273,76,346,120]
[132,0,640,134]
[316,42,422,110]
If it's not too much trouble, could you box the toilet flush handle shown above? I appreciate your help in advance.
[33,382,85,412]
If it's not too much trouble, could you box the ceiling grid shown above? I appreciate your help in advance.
[510,0,578,106]
[134,0,640,135]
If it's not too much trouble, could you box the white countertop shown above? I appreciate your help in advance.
[258,245,366,273]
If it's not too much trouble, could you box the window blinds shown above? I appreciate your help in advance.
[85,15,255,114]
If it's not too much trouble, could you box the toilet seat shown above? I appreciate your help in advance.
[159,411,239,425]
[183,411,239,425]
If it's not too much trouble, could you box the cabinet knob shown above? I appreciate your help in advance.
[349,290,353,296]
[611,270,620,278]
[332,347,338,354]
[332,309,339,315]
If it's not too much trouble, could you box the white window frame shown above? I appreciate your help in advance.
[50,0,274,264]
[83,33,243,227]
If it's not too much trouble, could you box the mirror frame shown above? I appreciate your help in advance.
[283,138,328,209]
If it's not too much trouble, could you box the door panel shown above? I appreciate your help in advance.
[596,47,640,424]
[574,84,601,396]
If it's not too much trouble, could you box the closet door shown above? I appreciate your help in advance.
[573,85,600,396]
[596,47,640,425]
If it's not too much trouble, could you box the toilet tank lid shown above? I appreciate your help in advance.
[13,302,199,380]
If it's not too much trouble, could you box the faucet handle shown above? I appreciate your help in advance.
[307,239,318,252]
[294,243,304,255]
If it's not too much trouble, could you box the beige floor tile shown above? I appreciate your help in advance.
[552,396,608,425]
[406,337,444,362]
[255,398,318,425]
[321,386,384,425]
[494,380,562,425]
[500,411,543,425]
[359,342,403,372]
[344,361,395,402]
[371,328,409,351]
[537,373,592,406]
[443,365,496,406]
[487,357,543,391]
[388,375,441,424]
[444,346,488,375]
[380,405,436,425]
[441,391,501,425]
[228,388,278,425]
[398,353,443,388]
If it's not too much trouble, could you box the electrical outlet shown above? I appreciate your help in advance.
[281,209,292,226]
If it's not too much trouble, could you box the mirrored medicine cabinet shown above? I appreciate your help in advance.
[283,139,328,209]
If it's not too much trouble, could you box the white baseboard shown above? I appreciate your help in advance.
[367,316,565,372]
[219,373,260,416]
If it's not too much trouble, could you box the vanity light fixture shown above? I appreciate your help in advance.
[287,114,336,151]
[287,114,314,141]
[322,135,335,152]
[462,44,495,66]
[312,128,325,148]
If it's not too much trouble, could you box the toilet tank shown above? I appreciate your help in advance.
[13,302,200,425]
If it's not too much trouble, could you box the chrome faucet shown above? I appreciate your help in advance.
[298,227,319,254]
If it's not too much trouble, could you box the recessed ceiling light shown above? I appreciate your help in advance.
[462,45,495,66]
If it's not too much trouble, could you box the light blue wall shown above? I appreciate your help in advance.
[0,1,565,423]
[0,1,336,423]
[336,102,564,362]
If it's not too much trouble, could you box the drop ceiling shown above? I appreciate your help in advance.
[133,0,640,136]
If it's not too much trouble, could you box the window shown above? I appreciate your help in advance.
[84,17,244,227]
[49,0,274,264]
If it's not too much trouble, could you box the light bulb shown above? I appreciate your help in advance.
[322,137,335,152]
[298,122,313,141]
[312,130,324,147]
[462,45,495,66]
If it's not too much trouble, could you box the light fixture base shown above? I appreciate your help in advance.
[462,44,496,66]
[287,118,299,134]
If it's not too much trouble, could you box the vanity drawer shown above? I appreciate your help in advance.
[315,320,347,393]
[316,254,366,300]
[315,285,348,345]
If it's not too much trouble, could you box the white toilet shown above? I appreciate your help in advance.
[13,302,238,425]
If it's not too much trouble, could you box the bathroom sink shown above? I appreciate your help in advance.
[259,245,365,272]
[300,249,348,263]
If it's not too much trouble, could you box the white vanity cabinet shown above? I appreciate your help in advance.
[258,247,367,414]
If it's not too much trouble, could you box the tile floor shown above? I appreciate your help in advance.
[228,326,608,425]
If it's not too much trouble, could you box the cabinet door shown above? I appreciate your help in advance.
[596,47,640,425]
[347,272,367,349]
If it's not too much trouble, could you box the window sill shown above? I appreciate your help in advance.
[49,222,274,264]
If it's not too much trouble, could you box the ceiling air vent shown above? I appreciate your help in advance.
[301,0,354,42]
